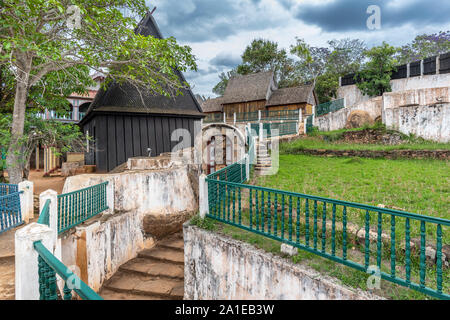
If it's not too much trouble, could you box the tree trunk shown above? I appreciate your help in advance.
[6,79,29,184]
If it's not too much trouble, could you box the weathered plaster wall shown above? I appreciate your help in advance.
[338,73,450,108]
[316,97,382,132]
[184,223,382,300]
[59,164,199,292]
[384,103,450,142]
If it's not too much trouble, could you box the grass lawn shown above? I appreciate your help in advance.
[257,155,449,222]
[281,136,450,153]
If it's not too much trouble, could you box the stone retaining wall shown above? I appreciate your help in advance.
[285,148,449,160]
[184,223,382,300]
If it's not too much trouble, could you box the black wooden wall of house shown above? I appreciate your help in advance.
[83,113,200,172]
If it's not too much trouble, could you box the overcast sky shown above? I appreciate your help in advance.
[148,0,450,98]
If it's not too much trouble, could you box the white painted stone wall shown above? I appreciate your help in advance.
[184,223,382,300]
[338,73,450,108]
[384,104,450,142]
[59,165,198,291]
[316,97,383,132]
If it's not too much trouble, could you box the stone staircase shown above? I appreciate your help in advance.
[254,142,272,175]
[100,233,184,300]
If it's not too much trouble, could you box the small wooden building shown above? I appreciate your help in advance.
[79,13,204,172]
[219,71,317,117]
[221,71,277,114]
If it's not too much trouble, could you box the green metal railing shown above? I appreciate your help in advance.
[57,182,109,234]
[236,111,259,123]
[306,115,314,134]
[37,199,51,226]
[205,180,449,299]
[0,191,23,234]
[262,110,299,121]
[249,122,298,138]
[34,241,103,300]
[34,198,103,300]
[204,113,224,123]
[0,183,18,196]
[316,98,345,117]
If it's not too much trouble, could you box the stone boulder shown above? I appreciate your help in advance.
[345,110,374,129]
[143,211,195,239]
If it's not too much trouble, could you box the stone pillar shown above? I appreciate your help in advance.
[223,112,226,124]
[259,123,263,142]
[258,110,262,123]
[106,180,115,215]
[407,63,411,78]
[15,223,55,300]
[18,181,34,223]
[339,76,342,87]
[199,174,209,219]
[436,55,440,75]
[245,155,250,182]
[312,105,316,126]
[233,113,236,125]
[420,59,424,76]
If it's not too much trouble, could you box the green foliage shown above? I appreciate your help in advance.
[190,215,217,231]
[212,70,237,96]
[237,39,295,86]
[315,73,339,104]
[397,31,450,64]
[356,42,398,97]
[0,113,86,175]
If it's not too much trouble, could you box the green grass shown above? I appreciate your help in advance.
[257,155,449,223]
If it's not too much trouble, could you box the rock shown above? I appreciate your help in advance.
[281,244,298,256]
[143,211,195,240]
[426,247,436,261]
[345,111,374,129]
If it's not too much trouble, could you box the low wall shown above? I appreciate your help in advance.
[284,148,449,160]
[59,163,199,292]
[384,103,450,143]
[316,97,382,132]
[184,223,381,300]
[338,74,450,108]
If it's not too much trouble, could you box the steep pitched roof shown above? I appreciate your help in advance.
[201,97,224,113]
[80,13,203,124]
[222,71,275,104]
[266,84,317,107]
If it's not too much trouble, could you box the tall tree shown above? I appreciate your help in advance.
[237,39,295,87]
[356,42,398,97]
[397,31,450,64]
[212,69,237,96]
[0,1,197,183]
[326,38,367,75]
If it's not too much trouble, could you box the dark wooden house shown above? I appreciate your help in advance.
[79,13,204,172]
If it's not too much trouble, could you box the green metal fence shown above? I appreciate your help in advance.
[316,98,345,117]
[57,182,109,234]
[0,183,18,196]
[203,113,223,124]
[34,191,103,300]
[249,122,298,139]
[0,191,23,234]
[262,110,299,121]
[236,111,259,123]
[34,241,103,300]
[306,115,314,134]
[205,179,449,299]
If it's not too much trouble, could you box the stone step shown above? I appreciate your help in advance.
[120,257,184,280]
[103,271,184,300]
[158,237,184,252]
[138,247,184,265]
[99,288,165,300]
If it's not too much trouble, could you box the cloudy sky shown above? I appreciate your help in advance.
[148,0,450,97]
